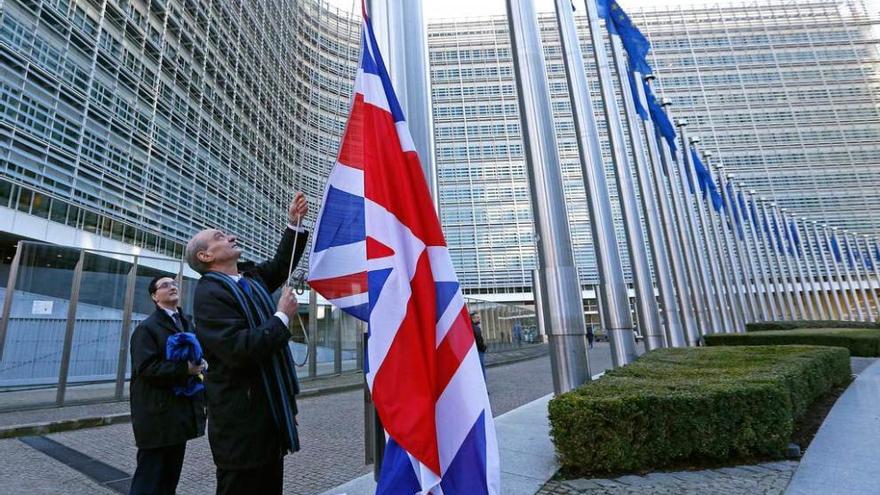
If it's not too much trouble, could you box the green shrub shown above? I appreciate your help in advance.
[548,346,851,475]
[747,320,878,332]
[706,328,880,357]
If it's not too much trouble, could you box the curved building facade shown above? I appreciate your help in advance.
[1,0,879,299]
[0,0,359,264]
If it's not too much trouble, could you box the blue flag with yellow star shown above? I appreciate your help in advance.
[597,0,653,75]
[830,235,843,263]
[726,182,744,240]
[690,148,723,212]
[644,80,677,156]
[627,67,648,120]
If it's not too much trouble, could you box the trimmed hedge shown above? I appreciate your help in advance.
[548,346,850,475]
[705,328,880,357]
[747,320,878,332]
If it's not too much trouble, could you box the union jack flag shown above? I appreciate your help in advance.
[308,6,500,494]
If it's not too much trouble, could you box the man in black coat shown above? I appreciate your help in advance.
[471,311,488,381]
[185,192,308,495]
[129,275,207,495]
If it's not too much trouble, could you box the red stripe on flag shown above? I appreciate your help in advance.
[359,101,446,247]
[370,250,441,476]
[366,236,395,259]
[337,94,367,170]
[309,272,368,300]
[434,307,475,398]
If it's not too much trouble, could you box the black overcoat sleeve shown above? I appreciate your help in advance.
[131,320,189,387]
[194,282,292,369]
[251,228,309,293]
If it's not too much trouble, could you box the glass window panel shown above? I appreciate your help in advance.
[31,193,50,219]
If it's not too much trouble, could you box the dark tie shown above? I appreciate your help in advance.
[237,277,254,297]
[171,312,183,332]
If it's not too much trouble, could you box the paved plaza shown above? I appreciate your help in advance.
[3,347,876,495]
[0,343,597,495]
[538,462,799,495]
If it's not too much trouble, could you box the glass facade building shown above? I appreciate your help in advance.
[430,0,880,294]
[0,0,359,263]
[1,0,878,298]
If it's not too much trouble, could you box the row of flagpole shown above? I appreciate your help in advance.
[508,0,880,391]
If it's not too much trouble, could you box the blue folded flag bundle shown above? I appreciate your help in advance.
[166,332,205,397]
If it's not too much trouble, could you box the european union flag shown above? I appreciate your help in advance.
[771,215,784,253]
[645,80,677,156]
[749,199,761,232]
[788,221,801,257]
[830,235,843,263]
[627,67,648,120]
[597,0,653,75]
[737,192,749,222]
[690,148,722,211]
[784,221,796,257]
[726,182,744,240]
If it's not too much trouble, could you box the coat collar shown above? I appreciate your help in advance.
[152,307,188,334]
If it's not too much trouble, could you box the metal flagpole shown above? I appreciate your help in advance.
[869,236,880,319]
[583,0,664,350]
[752,194,784,320]
[726,179,764,322]
[836,228,865,321]
[857,234,880,320]
[760,199,797,320]
[718,171,758,325]
[843,231,874,322]
[700,154,743,332]
[781,209,816,320]
[735,185,770,322]
[769,201,807,320]
[744,190,779,321]
[684,139,734,333]
[821,224,855,320]
[676,123,724,334]
[638,76,694,347]
[506,0,592,392]
[615,64,679,349]
[661,109,714,341]
[783,211,820,320]
[772,204,806,319]
[553,0,642,360]
[797,217,830,320]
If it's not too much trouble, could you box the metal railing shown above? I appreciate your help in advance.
[0,241,363,411]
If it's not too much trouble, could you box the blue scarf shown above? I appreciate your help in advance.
[166,332,205,397]
[203,272,301,454]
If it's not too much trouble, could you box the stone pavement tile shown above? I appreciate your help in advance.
[0,437,115,494]
[564,478,606,490]
[670,470,713,483]
[715,466,755,477]
[612,474,652,486]
[762,460,798,472]
[4,354,561,495]
[545,460,797,495]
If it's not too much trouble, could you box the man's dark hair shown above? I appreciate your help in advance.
[148,275,172,296]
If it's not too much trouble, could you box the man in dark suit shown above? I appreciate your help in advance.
[129,275,207,495]
[471,311,487,381]
[185,192,308,495]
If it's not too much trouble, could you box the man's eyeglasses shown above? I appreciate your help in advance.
[156,281,179,290]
